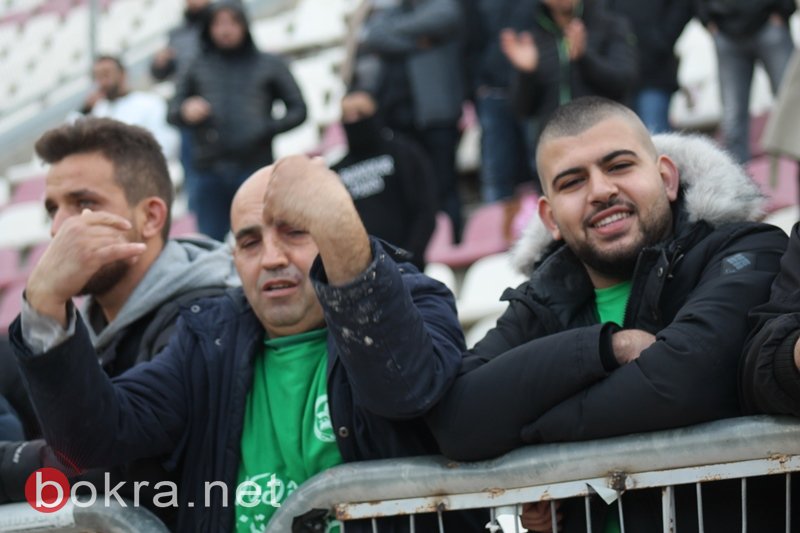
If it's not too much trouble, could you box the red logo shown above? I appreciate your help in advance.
[25,468,70,513]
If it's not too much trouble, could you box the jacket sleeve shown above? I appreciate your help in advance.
[425,284,614,461]
[740,222,800,415]
[645,0,694,56]
[265,55,307,136]
[577,14,638,102]
[397,140,437,262]
[361,0,462,55]
[166,60,199,127]
[521,225,788,444]
[310,238,465,420]
[8,315,191,471]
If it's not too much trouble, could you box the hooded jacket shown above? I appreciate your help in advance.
[167,1,307,172]
[426,133,789,531]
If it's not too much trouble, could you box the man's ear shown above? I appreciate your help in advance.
[538,196,561,240]
[137,197,168,240]
[658,155,680,202]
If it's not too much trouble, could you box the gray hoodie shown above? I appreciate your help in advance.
[85,238,240,352]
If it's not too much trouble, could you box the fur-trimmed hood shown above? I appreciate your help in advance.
[510,132,766,274]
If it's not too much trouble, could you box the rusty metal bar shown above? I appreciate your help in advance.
[550,500,557,532]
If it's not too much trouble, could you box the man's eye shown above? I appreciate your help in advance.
[238,239,258,249]
[77,199,96,210]
[559,177,584,191]
[609,162,632,172]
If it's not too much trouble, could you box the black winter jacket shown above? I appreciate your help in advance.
[511,0,638,123]
[741,222,800,416]
[10,240,482,532]
[605,0,693,93]
[167,2,306,172]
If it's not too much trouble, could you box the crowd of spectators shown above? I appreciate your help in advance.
[1,1,800,532]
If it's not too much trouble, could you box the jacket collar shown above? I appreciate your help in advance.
[511,132,765,275]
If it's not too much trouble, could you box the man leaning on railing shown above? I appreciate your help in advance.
[742,220,800,416]
[426,96,791,532]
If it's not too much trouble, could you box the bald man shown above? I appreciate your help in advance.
[9,156,484,532]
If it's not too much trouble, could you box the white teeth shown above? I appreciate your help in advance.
[594,212,630,228]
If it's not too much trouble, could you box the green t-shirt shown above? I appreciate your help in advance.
[594,281,631,533]
[235,329,343,532]
[594,280,632,327]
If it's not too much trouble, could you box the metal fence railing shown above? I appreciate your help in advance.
[268,416,800,532]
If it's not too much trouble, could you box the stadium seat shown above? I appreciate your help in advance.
[0,201,50,249]
[9,174,45,204]
[425,203,509,269]
[423,262,458,299]
[747,155,799,214]
[457,252,526,327]
[763,205,799,236]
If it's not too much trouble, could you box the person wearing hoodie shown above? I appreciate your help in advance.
[150,0,212,230]
[331,91,437,270]
[0,118,239,526]
[426,96,789,531]
[167,1,307,241]
[150,0,211,82]
[500,0,638,164]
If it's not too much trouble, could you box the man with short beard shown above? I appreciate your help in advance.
[427,96,790,531]
[0,118,238,526]
[79,56,179,160]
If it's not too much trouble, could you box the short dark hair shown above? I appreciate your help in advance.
[35,117,174,241]
[536,96,656,191]
[93,55,125,72]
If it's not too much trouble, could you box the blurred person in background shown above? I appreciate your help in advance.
[352,0,466,243]
[151,0,212,224]
[604,0,694,133]
[150,0,211,82]
[331,91,437,270]
[168,1,307,241]
[696,0,796,164]
[78,55,179,160]
[500,0,638,170]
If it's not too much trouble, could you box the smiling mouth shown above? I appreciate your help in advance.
[592,212,632,228]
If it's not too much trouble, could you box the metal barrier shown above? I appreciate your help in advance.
[0,498,170,532]
[268,416,800,532]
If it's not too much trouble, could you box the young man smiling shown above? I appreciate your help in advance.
[428,96,789,531]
